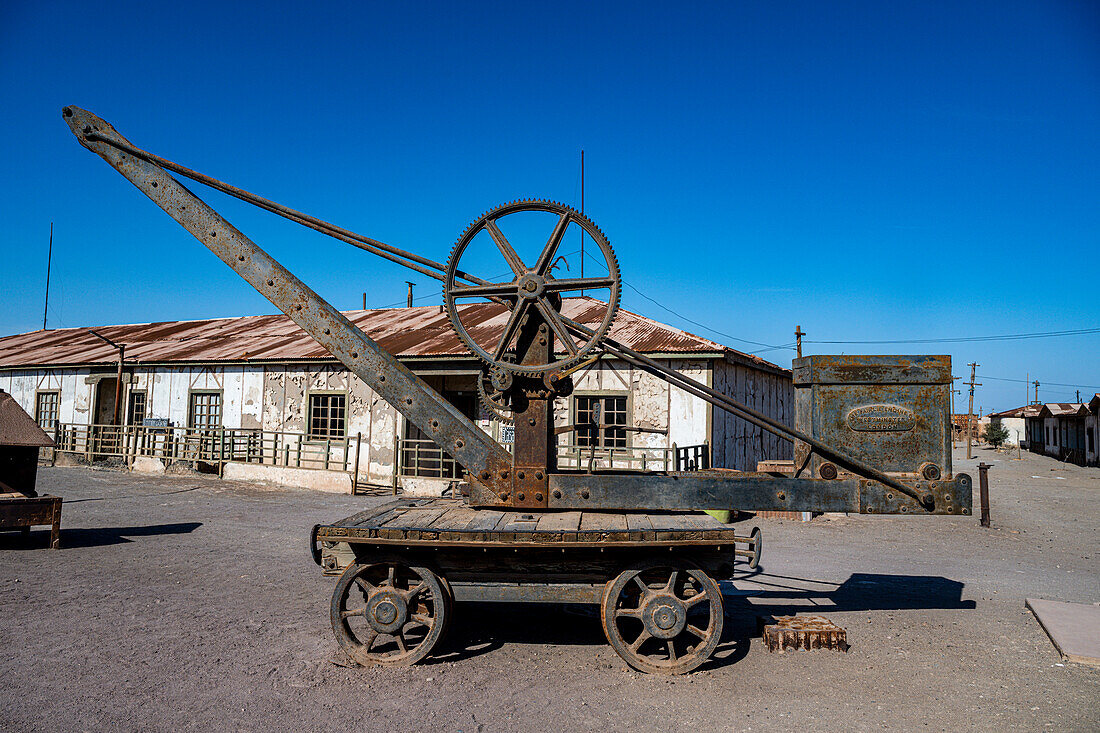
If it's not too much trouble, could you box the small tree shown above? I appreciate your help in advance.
[983,422,1010,448]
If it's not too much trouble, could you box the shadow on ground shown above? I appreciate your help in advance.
[429,571,975,670]
[0,522,203,550]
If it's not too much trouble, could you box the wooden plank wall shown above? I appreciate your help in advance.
[711,358,793,471]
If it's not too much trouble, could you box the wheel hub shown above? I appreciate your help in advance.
[643,595,687,639]
[516,273,546,300]
[367,591,407,634]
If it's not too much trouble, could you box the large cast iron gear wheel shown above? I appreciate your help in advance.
[443,200,621,374]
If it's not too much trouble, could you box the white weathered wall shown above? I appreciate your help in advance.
[2,353,793,479]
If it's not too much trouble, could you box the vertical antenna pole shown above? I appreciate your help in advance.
[405,281,414,308]
[794,325,804,358]
[579,149,584,296]
[362,292,366,310]
[43,222,53,330]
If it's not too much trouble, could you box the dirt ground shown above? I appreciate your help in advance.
[1,447,1097,732]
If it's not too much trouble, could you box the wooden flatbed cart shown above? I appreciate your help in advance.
[65,106,971,675]
[313,497,760,674]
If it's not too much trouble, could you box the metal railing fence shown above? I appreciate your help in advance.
[54,422,365,477]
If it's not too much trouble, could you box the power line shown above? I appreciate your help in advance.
[978,374,1100,391]
[805,326,1100,345]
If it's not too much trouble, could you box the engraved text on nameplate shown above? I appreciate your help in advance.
[846,404,916,432]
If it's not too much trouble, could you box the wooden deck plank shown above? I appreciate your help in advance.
[379,506,452,530]
[432,507,479,531]
[501,512,542,533]
[580,512,629,532]
[462,510,507,532]
[535,511,583,532]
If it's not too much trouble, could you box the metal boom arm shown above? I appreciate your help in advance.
[61,106,514,495]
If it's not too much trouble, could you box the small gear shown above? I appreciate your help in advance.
[443,200,620,375]
[477,368,514,424]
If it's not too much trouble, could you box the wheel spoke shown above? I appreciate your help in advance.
[664,570,679,593]
[341,606,367,619]
[354,577,376,596]
[410,613,434,628]
[387,565,396,587]
[394,631,408,654]
[450,282,521,299]
[359,628,378,650]
[492,299,529,361]
[683,592,709,610]
[405,580,427,601]
[629,630,651,653]
[686,623,709,639]
[614,606,642,619]
[485,219,526,275]
[667,640,678,663]
[534,298,578,356]
[534,212,571,275]
[632,575,650,595]
[541,276,616,293]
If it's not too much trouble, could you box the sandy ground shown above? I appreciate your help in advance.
[1,447,1097,732]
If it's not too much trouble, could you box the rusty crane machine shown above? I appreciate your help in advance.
[63,106,971,674]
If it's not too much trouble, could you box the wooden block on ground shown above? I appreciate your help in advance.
[1026,598,1100,667]
[762,615,848,653]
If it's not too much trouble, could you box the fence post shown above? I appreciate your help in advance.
[352,432,362,495]
[977,462,992,528]
[672,442,679,471]
[296,434,302,468]
[393,435,401,495]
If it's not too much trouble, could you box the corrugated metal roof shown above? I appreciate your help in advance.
[1040,403,1089,417]
[989,405,1041,418]
[0,390,55,447]
[0,297,784,372]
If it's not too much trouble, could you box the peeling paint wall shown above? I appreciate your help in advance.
[1,352,792,478]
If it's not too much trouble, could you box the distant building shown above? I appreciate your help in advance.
[1023,401,1096,466]
[0,299,794,487]
[987,405,1041,447]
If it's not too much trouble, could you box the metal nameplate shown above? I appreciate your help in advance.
[846,404,916,432]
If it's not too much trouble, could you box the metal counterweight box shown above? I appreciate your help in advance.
[793,355,953,482]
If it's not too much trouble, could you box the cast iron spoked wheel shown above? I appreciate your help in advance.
[600,560,724,675]
[444,200,621,375]
[330,557,452,667]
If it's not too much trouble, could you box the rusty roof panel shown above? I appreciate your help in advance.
[0,298,783,373]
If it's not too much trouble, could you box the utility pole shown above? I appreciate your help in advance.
[1076,390,1081,403]
[1033,380,1040,405]
[965,362,981,459]
[405,281,414,308]
[795,325,805,358]
[43,222,53,330]
[950,376,961,447]
[362,292,366,310]
[89,330,125,426]
[579,149,585,296]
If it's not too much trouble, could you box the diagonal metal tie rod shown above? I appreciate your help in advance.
[73,108,933,509]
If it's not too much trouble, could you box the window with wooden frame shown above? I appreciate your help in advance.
[188,391,222,430]
[574,394,629,449]
[128,391,147,426]
[308,393,346,440]
[35,391,59,430]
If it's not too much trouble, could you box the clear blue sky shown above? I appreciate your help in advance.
[2,0,1097,412]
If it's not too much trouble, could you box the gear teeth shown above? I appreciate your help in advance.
[444,199,621,375]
